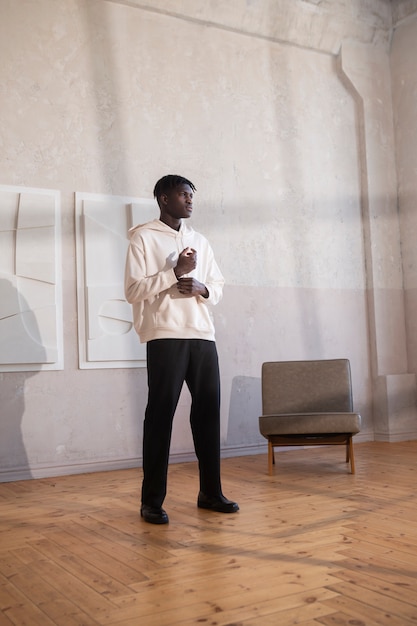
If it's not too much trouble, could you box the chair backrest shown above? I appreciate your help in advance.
[262,359,353,415]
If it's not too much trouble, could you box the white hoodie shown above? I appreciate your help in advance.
[125,219,224,343]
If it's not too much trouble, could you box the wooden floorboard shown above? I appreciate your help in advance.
[1,441,417,625]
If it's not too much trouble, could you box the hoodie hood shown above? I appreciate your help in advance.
[128,218,194,240]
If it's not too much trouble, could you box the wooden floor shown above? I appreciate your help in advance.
[1,441,417,626]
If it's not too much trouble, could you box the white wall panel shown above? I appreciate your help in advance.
[0,185,63,371]
[75,192,156,368]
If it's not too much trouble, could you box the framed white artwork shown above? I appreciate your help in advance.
[0,185,63,371]
[75,192,157,369]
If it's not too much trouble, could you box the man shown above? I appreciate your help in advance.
[125,174,239,524]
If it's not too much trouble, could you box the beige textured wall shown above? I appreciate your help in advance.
[0,0,413,480]
[391,16,417,373]
[392,0,417,23]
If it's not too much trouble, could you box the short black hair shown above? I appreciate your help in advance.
[153,175,196,199]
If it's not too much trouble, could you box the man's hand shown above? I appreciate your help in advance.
[177,278,209,298]
[174,247,197,278]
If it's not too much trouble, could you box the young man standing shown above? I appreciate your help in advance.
[125,174,239,524]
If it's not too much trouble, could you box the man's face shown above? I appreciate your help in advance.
[161,183,193,220]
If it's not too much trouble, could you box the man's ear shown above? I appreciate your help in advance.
[160,193,168,206]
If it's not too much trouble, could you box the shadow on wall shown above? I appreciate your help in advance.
[226,375,265,448]
[0,279,47,481]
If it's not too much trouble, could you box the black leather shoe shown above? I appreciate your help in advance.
[140,504,169,524]
[197,492,239,513]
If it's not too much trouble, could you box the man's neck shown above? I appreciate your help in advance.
[160,215,181,231]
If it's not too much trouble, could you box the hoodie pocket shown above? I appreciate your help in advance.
[155,290,213,333]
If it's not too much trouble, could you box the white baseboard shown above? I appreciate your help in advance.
[0,457,142,483]
[374,430,417,442]
[0,434,382,483]
[0,444,269,483]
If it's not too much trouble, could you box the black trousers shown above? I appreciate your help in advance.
[142,338,222,508]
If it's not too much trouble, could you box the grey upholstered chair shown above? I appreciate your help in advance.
[259,359,361,475]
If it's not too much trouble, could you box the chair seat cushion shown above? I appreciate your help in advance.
[259,412,361,437]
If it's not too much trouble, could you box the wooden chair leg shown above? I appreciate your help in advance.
[268,441,274,475]
[348,437,355,474]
